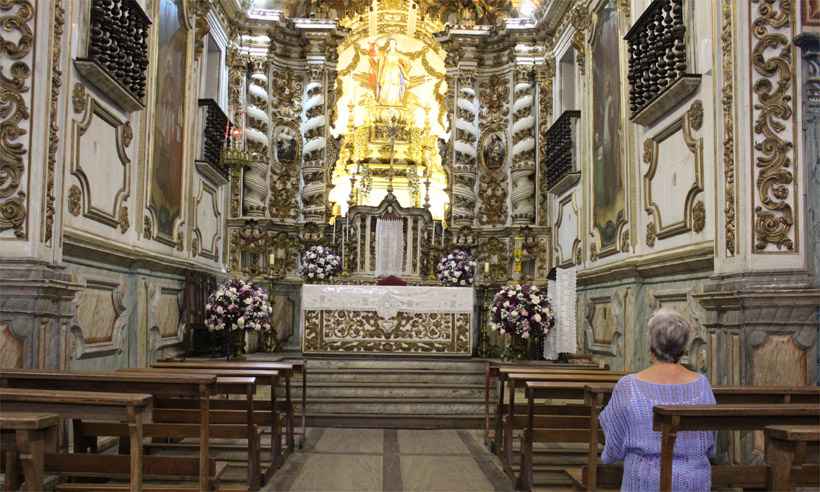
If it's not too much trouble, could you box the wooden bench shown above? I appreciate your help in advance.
[484,362,609,446]
[515,381,615,490]
[0,388,152,492]
[154,359,306,449]
[121,368,281,488]
[654,404,820,492]
[765,425,820,491]
[0,369,217,492]
[0,412,59,492]
[496,371,623,468]
[577,384,820,491]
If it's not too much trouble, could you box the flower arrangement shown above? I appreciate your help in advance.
[300,245,342,282]
[205,279,272,333]
[490,284,554,339]
[436,249,476,287]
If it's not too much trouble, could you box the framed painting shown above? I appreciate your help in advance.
[590,0,625,252]
[149,0,189,243]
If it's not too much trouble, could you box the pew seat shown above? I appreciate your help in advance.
[0,412,60,492]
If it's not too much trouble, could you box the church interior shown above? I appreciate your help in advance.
[0,0,819,490]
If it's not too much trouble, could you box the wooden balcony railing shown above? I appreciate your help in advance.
[544,110,580,190]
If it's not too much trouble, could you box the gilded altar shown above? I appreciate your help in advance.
[301,284,474,355]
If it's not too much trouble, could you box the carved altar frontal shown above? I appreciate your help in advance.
[301,285,473,355]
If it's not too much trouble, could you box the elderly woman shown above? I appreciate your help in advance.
[599,308,715,491]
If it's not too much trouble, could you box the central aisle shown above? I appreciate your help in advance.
[264,428,512,492]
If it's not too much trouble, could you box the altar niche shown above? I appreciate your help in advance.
[329,192,444,283]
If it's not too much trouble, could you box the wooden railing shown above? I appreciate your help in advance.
[198,99,230,173]
[544,110,580,190]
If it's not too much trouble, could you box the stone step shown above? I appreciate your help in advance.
[296,396,485,414]
[304,382,486,398]
[299,368,485,384]
[301,357,488,370]
[304,413,484,429]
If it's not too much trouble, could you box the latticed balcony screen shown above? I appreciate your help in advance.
[544,110,581,190]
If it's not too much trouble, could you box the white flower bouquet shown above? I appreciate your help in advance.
[300,245,342,283]
[490,284,554,339]
[436,249,476,287]
[205,279,272,333]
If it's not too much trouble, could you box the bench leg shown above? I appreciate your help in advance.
[271,381,281,468]
[127,410,144,492]
[766,436,795,491]
[16,428,46,492]
[4,450,21,492]
[515,429,533,492]
[285,377,294,452]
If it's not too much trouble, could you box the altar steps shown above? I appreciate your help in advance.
[258,356,492,429]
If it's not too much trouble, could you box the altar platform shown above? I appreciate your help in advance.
[301,284,474,356]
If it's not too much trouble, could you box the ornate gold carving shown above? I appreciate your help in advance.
[118,205,129,233]
[176,229,184,251]
[570,5,590,75]
[751,0,796,252]
[191,233,200,257]
[122,121,133,148]
[229,165,242,217]
[0,0,34,238]
[574,242,583,265]
[68,185,82,216]
[721,0,737,256]
[646,221,657,247]
[43,0,65,244]
[537,62,555,226]
[621,229,630,253]
[642,138,654,163]
[478,131,508,225]
[143,214,153,239]
[687,100,703,131]
[590,242,599,261]
[692,200,705,233]
[303,308,472,355]
[72,83,87,113]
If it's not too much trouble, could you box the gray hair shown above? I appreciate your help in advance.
[648,308,691,363]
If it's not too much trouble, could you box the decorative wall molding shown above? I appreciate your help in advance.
[647,289,707,372]
[0,0,34,239]
[582,291,625,357]
[193,175,222,261]
[721,0,738,256]
[643,100,704,243]
[750,0,797,252]
[69,277,128,360]
[69,98,132,228]
[554,193,579,267]
[43,0,66,245]
[0,324,25,368]
[147,283,185,354]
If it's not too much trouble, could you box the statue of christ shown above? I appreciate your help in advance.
[375,38,409,106]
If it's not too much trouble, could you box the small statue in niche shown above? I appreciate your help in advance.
[275,127,297,164]
[482,132,506,170]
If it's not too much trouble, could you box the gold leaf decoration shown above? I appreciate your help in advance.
[68,185,82,216]
[43,0,65,245]
[721,0,737,255]
[118,205,129,233]
[751,0,795,252]
[692,200,705,233]
[72,82,87,113]
[646,221,657,247]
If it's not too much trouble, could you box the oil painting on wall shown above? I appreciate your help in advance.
[150,0,188,241]
[591,0,625,250]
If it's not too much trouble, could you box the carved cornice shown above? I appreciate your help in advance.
[577,241,714,286]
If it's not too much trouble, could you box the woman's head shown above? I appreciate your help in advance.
[647,308,690,363]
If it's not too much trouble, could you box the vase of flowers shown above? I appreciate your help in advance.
[205,279,272,359]
[300,245,342,283]
[436,249,476,287]
[490,284,555,360]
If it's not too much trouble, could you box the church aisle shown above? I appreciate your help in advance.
[264,428,512,492]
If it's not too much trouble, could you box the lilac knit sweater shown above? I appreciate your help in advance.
[599,373,716,492]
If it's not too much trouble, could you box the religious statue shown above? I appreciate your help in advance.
[482,132,506,170]
[370,38,410,106]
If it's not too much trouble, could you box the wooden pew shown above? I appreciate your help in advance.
[0,412,59,492]
[121,367,282,488]
[654,404,820,492]
[578,384,820,491]
[0,388,151,492]
[154,359,306,449]
[516,381,615,491]
[497,371,623,468]
[765,425,820,491]
[0,370,217,492]
[484,361,608,446]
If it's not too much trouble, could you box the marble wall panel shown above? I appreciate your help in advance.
[0,323,24,369]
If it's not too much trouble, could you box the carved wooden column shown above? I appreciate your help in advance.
[301,31,332,223]
[449,38,480,228]
[510,65,536,225]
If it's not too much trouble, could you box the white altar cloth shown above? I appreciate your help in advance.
[301,284,474,355]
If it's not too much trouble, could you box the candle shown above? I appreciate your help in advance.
[269,253,275,268]
[484,262,490,274]
[431,224,436,246]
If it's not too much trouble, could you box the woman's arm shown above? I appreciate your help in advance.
[599,379,629,463]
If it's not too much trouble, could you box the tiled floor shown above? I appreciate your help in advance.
[264,428,513,492]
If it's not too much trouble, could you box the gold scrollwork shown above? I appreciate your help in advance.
[0,0,34,238]
[68,185,82,216]
[646,221,657,247]
[72,83,87,113]
[43,0,65,244]
[721,0,737,256]
[751,0,796,252]
[118,205,129,233]
[692,200,705,233]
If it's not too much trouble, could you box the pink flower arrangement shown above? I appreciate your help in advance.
[436,249,476,286]
[490,284,554,339]
[205,279,272,333]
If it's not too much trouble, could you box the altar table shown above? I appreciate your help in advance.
[301,285,474,355]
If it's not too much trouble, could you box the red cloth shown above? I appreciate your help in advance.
[377,275,407,286]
